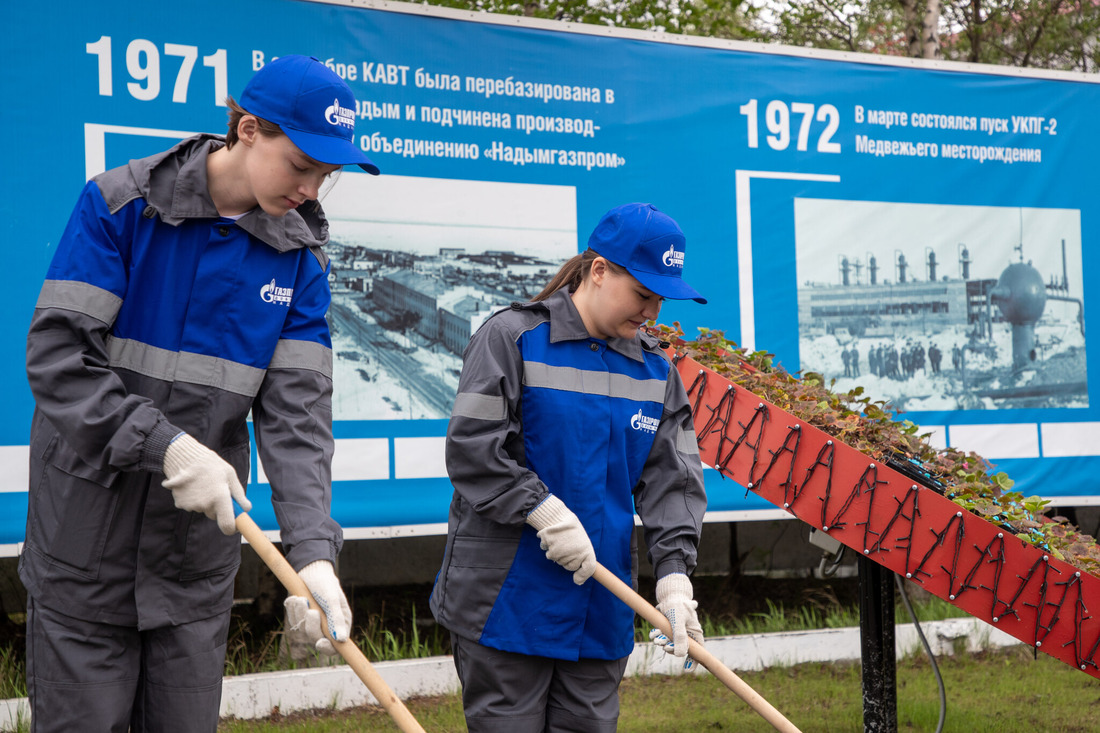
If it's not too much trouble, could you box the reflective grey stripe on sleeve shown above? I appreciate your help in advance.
[452,392,506,420]
[523,362,666,403]
[36,279,123,325]
[107,337,266,397]
[677,424,700,456]
[269,338,333,377]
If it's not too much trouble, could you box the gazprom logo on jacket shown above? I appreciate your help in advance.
[630,409,660,434]
[662,243,685,270]
[260,279,293,306]
[325,98,356,131]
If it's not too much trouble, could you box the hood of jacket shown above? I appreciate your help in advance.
[517,288,662,364]
[116,133,330,255]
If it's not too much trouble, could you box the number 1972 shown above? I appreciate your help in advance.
[739,99,841,153]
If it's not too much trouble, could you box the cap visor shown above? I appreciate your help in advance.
[633,271,707,304]
[284,127,380,175]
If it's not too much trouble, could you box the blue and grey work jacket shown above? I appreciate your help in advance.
[21,134,341,629]
[430,288,706,660]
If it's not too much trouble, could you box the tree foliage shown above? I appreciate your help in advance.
[763,0,912,55]
[944,0,1100,70]
[421,0,1100,71]
[420,0,762,39]
[761,0,1100,71]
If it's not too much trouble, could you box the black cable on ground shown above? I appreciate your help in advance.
[895,573,946,733]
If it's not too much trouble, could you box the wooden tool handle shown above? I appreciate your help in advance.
[592,564,802,733]
[236,513,426,733]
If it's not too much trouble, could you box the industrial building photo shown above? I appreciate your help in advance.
[795,199,1086,411]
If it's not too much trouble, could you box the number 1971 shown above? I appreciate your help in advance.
[739,99,841,153]
[86,35,227,106]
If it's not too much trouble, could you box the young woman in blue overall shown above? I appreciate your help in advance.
[22,55,375,732]
[431,203,709,732]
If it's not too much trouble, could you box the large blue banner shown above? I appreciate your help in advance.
[2,0,1097,547]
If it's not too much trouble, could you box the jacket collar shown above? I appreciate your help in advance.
[126,134,329,253]
[544,288,648,363]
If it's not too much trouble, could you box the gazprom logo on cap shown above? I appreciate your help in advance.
[324,98,356,131]
[661,243,685,270]
[630,409,660,434]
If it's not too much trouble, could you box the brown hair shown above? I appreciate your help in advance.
[223,97,284,148]
[532,249,627,302]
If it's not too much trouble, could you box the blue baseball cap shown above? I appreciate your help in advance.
[240,55,380,175]
[587,203,706,304]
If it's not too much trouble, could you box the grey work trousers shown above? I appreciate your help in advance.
[26,597,230,733]
[452,634,630,733]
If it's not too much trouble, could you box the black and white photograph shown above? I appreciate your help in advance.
[795,200,1086,411]
[323,175,577,420]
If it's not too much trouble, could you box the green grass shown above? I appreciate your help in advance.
[357,607,450,663]
[0,591,962,695]
[4,594,1095,733]
[217,605,453,678]
[217,645,1100,732]
[0,647,23,700]
[633,588,964,641]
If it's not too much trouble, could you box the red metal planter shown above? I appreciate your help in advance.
[674,353,1100,679]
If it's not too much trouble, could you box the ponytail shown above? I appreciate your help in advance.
[532,250,594,301]
[532,250,630,302]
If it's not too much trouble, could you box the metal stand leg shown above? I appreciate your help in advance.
[859,555,897,733]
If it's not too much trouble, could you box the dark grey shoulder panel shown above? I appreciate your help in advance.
[92,166,143,216]
[308,245,329,271]
[476,301,550,341]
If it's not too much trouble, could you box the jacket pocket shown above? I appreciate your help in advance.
[177,440,249,581]
[450,535,519,570]
[29,436,121,578]
[434,534,518,637]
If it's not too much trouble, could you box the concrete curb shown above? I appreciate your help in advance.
[0,617,1020,728]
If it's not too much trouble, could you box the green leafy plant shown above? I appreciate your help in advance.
[649,323,1100,578]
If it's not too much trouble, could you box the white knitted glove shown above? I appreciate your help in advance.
[649,573,705,670]
[298,560,352,643]
[525,494,597,585]
[162,432,251,535]
[283,595,337,659]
